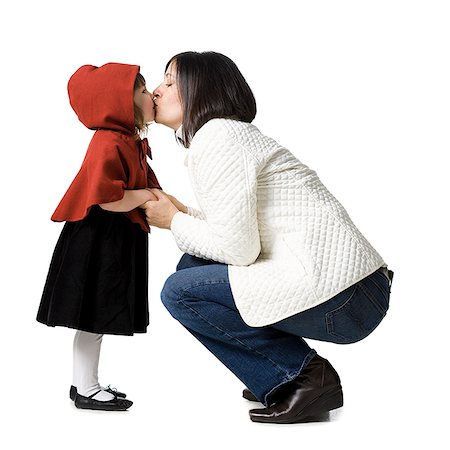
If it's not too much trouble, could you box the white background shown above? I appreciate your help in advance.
[1,0,449,448]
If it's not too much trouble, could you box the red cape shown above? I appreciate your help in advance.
[51,63,160,232]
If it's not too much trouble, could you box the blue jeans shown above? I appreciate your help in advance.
[161,254,391,406]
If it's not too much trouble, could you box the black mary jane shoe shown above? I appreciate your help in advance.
[70,385,127,401]
[74,390,133,411]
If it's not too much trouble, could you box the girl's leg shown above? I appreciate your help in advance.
[72,330,114,401]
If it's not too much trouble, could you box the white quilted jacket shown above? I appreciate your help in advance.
[170,118,385,327]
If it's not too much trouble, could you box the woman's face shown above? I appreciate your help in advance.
[153,62,183,130]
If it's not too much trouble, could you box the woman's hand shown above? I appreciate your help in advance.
[143,189,180,229]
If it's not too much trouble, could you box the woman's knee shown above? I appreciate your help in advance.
[160,272,186,319]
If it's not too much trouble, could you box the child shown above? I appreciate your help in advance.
[37,63,161,411]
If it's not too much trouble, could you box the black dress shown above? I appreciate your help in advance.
[37,206,148,335]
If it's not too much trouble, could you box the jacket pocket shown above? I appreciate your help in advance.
[281,232,320,300]
[281,232,320,278]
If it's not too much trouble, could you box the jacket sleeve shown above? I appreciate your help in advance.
[186,206,206,220]
[170,125,261,266]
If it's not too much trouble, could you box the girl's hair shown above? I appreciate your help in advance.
[166,51,257,147]
[134,72,148,135]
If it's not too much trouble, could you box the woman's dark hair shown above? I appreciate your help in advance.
[134,72,148,135]
[166,51,257,147]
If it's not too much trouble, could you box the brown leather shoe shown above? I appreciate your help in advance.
[249,354,343,424]
[243,388,258,402]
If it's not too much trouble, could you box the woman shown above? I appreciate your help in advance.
[144,51,393,424]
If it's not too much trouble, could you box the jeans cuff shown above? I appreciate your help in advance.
[263,349,317,407]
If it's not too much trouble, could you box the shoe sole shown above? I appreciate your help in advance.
[74,403,132,411]
[250,386,344,424]
[74,397,133,411]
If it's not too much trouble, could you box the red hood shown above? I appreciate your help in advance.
[68,63,139,134]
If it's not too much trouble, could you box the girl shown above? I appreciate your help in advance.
[37,63,161,411]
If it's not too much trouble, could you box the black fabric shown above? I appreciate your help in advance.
[37,206,149,335]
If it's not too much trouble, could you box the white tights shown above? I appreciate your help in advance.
[72,330,114,401]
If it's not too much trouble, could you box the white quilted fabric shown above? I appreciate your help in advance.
[170,118,385,327]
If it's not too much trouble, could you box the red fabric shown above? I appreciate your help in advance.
[51,63,161,232]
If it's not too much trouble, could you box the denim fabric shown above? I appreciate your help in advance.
[161,253,391,405]
[273,268,391,344]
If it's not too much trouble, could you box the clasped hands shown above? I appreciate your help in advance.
[141,189,187,229]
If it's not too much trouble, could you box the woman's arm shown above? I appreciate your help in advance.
[144,189,200,217]
[164,192,188,214]
[166,195,205,219]
[99,189,157,212]
[146,124,262,266]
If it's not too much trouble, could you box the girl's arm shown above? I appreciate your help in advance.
[99,189,157,212]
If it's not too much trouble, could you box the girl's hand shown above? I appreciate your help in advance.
[143,189,159,202]
[143,189,180,229]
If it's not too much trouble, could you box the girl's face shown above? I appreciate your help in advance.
[134,84,155,123]
[153,62,183,130]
